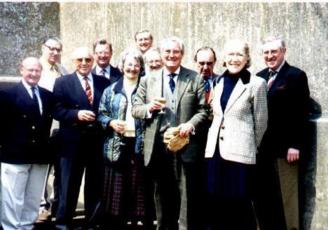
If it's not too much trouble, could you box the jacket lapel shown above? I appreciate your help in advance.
[224,78,247,113]
[176,67,191,107]
[269,62,289,93]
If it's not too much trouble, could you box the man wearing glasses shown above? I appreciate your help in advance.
[37,37,68,223]
[92,39,122,84]
[53,47,110,230]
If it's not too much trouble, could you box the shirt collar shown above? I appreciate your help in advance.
[270,59,285,73]
[96,65,110,74]
[164,67,180,77]
[39,57,59,72]
[76,72,93,82]
[21,79,38,93]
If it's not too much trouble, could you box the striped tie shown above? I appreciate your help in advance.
[84,77,93,104]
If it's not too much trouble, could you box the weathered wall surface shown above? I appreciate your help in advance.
[0,2,328,229]
[0,2,60,76]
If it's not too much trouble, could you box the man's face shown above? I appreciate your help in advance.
[146,51,163,71]
[73,48,94,77]
[94,44,112,68]
[196,50,216,78]
[262,41,286,70]
[20,58,42,86]
[136,32,152,53]
[42,39,62,65]
[161,41,183,72]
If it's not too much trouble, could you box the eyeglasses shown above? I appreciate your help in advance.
[76,58,92,63]
[198,62,214,66]
[44,45,62,53]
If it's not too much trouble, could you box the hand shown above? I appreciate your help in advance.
[147,99,164,112]
[110,120,126,134]
[178,123,194,137]
[77,110,95,121]
[286,148,300,163]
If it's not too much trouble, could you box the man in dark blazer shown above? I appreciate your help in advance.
[132,37,207,230]
[254,36,310,230]
[92,39,122,85]
[53,47,110,230]
[0,57,53,230]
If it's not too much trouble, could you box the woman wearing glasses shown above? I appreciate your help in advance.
[98,48,149,229]
[204,39,268,230]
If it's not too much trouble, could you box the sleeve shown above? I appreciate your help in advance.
[132,76,151,119]
[97,86,114,131]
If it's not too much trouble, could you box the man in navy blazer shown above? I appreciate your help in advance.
[254,36,310,230]
[53,47,110,230]
[91,39,122,85]
[0,57,53,230]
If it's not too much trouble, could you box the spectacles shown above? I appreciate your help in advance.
[198,62,214,66]
[76,58,92,63]
[45,45,62,53]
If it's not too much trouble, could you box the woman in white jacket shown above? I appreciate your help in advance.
[204,39,268,230]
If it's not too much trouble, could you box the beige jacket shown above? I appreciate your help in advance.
[205,74,268,164]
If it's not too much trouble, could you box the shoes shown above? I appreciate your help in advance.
[36,209,51,223]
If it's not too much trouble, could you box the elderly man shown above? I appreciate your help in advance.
[53,47,110,230]
[254,36,310,230]
[132,37,207,230]
[92,39,122,84]
[37,37,68,222]
[144,47,163,73]
[0,57,54,230]
[135,30,153,55]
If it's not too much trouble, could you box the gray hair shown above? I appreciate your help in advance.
[159,36,184,55]
[262,35,286,49]
[118,48,145,75]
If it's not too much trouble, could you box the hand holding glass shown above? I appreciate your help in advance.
[155,97,167,114]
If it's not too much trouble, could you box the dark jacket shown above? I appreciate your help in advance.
[92,65,122,85]
[0,82,54,164]
[257,62,310,158]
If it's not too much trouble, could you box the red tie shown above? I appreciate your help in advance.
[84,77,93,104]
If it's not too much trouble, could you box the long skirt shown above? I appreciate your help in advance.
[205,150,256,230]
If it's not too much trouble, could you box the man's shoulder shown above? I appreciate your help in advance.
[180,66,198,77]
[256,67,269,78]
[92,73,111,87]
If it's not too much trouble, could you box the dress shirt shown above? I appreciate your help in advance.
[268,60,286,82]
[95,65,111,79]
[76,72,94,99]
[22,79,43,114]
[38,58,67,92]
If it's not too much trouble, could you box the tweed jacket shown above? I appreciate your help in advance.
[98,78,144,163]
[205,71,268,164]
[132,67,207,166]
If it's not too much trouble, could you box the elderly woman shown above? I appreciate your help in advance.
[98,49,147,229]
[204,39,268,229]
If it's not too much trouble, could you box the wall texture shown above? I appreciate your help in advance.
[0,2,328,229]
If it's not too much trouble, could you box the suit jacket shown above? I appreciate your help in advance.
[205,71,268,165]
[53,72,110,157]
[0,82,53,164]
[92,64,122,85]
[132,66,208,166]
[257,62,310,158]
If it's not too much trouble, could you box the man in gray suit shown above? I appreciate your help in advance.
[132,36,207,230]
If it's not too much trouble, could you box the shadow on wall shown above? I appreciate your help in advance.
[300,97,321,230]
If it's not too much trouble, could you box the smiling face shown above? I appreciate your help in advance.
[135,32,152,54]
[72,47,94,77]
[145,49,163,71]
[224,40,249,74]
[94,43,112,68]
[262,40,286,71]
[161,40,183,73]
[20,57,42,86]
[123,55,141,80]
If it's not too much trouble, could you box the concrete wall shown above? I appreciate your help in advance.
[0,2,328,229]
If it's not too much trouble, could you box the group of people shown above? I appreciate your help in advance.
[0,29,310,230]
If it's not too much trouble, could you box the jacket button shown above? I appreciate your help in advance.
[221,126,225,129]
[220,137,224,140]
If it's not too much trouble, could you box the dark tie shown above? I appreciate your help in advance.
[267,70,277,89]
[84,77,93,104]
[100,68,107,76]
[204,77,211,104]
[169,73,176,93]
[31,86,41,115]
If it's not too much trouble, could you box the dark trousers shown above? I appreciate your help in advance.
[146,139,204,230]
[253,153,287,230]
[55,140,103,228]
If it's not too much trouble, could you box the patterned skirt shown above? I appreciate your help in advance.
[101,137,146,220]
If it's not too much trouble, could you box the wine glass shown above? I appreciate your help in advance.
[155,97,167,114]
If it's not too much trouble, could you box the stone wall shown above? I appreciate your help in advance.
[0,2,328,229]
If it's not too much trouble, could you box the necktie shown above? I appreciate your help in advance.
[267,70,277,89]
[84,77,93,104]
[100,68,107,77]
[31,86,41,115]
[204,77,211,104]
[169,73,176,93]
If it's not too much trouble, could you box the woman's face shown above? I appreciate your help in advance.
[224,42,248,74]
[123,55,141,80]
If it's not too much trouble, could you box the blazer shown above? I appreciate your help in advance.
[257,62,310,158]
[132,67,208,166]
[205,71,268,165]
[53,72,110,157]
[0,82,53,164]
[92,65,122,85]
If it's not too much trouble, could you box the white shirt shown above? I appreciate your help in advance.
[95,65,111,79]
[76,72,94,99]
